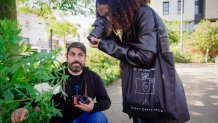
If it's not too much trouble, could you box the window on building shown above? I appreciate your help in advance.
[163,1,169,15]
[178,0,184,14]
[195,0,199,14]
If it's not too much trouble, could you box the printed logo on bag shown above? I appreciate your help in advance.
[135,78,155,94]
[142,73,149,79]
[134,68,155,106]
[134,69,155,94]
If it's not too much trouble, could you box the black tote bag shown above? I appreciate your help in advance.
[122,49,178,120]
[122,7,190,121]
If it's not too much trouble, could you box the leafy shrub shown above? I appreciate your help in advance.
[168,30,180,45]
[0,19,64,123]
[171,47,206,63]
[86,48,120,85]
[183,51,205,63]
[171,48,190,63]
[186,20,218,60]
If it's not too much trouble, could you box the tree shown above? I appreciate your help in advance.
[47,19,79,51]
[1,0,95,20]
[187,20,218,62]
[163,20,181,45]
[47,19,78,38]
[168,29,180,45]
[0,0,17,20]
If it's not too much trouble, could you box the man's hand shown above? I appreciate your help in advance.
[11,108,29,123]
[74,97,94,112]
[89,38,101,48]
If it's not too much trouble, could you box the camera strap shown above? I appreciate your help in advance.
[85,78,87,96]
[62,78,88,101]
[62,80,67,101]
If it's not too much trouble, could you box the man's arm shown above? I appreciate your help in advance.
[92,74,111,112]
[74,74,111,112]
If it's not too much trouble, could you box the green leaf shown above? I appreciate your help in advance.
[42,75,54,81]
[35,94,44,102]
[51,108,63,117]
[14,84,28,89]
[3,89,14,101]
[10,63,22,73]
[0,36,4,51]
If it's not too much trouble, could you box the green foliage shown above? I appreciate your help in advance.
[171,48,190,63]
[0,19,65,122]
[187,20,218,57]
[168,29,180,45]
[161,20,180,45]
[171,47,206,63]
[47,19,78,38]
[17,0,95,16]
[19,3,54,19]
[18,1,79,42]
[86,48,120,85]
[183,51,206,63]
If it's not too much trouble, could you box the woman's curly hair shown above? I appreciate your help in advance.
[108,0,150,30]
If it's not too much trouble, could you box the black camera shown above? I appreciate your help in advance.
[72,95,89,105]
[87,17,107,43]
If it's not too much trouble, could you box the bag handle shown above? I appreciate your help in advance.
[149,7,170,53]
[149,7,168,80]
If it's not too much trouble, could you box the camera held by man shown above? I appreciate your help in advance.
[72,95,90,105]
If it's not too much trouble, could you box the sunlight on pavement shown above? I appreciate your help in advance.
[187,92,207,97]
[190,111,202,116]
[205,87,216,91]
[212,102,218,106]
[209,95,218,99]
[188,100,205,106]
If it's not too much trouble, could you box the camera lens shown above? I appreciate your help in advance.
[79,96,89,104]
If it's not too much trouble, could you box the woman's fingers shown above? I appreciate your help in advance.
[19,108,29,121]
[11,108,29,123]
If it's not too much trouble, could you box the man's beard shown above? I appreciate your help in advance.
[69,62,84,73]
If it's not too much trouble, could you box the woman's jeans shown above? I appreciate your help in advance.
[58,112,108,123]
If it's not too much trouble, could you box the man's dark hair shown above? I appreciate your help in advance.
[67,42,86,55]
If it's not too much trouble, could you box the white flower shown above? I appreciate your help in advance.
[34,82,60,94]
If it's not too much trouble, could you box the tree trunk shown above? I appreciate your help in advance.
[205,49,209,63]
[0,0,17,20]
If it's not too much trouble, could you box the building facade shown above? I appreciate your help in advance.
[151,0,218,32]
[17,13,50,51]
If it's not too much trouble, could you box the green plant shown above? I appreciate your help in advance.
[86,48,120,85]
[183,51,205,63]
[170,48,190,63]
[0,19,66,122]
[187,20,218,62]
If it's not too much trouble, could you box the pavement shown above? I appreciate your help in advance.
[103,63,218,123]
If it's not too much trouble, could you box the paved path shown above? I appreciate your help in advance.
[104,63,218,123]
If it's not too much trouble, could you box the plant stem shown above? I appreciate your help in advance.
[2,97,36,103]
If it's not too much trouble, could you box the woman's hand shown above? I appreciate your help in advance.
[89,38,101,48]
[11,108,29,123]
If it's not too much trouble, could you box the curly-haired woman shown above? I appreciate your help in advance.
[90,0,190,123]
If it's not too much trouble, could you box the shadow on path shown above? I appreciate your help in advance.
[104,63,218,123]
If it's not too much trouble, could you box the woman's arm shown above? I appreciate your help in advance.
[92,6,157,68]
